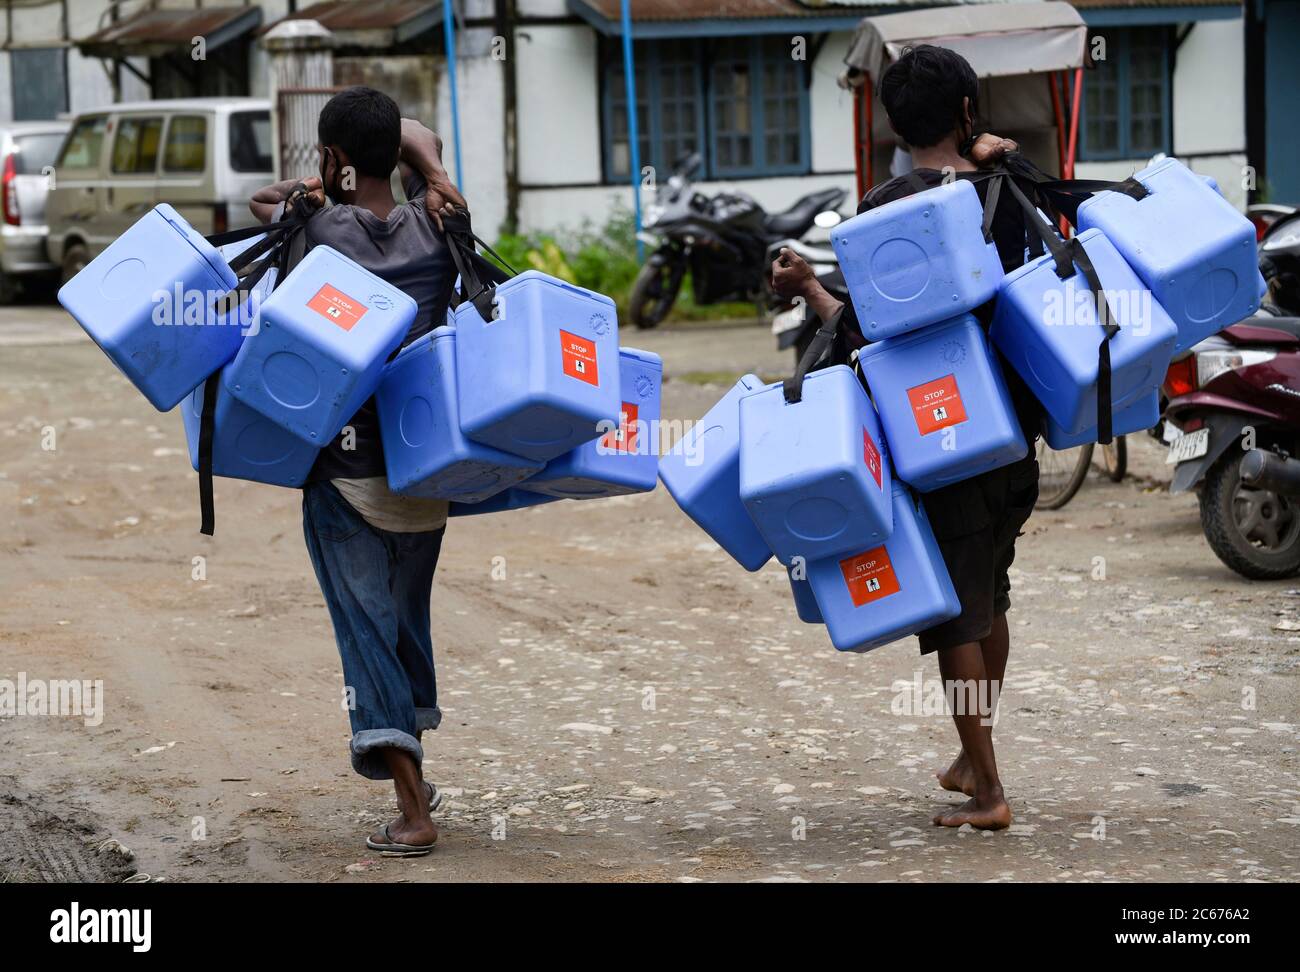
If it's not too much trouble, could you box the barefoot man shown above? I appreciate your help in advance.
[772,45,1051,830]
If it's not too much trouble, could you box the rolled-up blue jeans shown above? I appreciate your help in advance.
[301,481,445,780]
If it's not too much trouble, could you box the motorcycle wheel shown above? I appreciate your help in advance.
[1035,439,1093,510]
[629,259,684,330]
[1199,451,1300,579]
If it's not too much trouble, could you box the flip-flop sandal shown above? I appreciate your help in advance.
[366,824,436,857]
[424,781,443,813]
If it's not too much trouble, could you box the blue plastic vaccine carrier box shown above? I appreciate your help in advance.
[807,482,960,652]
[521,347,662,498]
[449,488,562,517]
[990,226,1178,435]
[830,179,1003,341]
[376,326,543,502]
[659,374,771,572]
[1076,157,1263,354]
[454,270,621,462]
[181,365,319,487]
[738,365,892,565]
[58,203,240,412]
[223,244,417,445]
[788,567,823,625]
[1042,390,1160,449]
[178,250,316,486]
[857,313,1026,492]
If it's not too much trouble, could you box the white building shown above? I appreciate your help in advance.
[0,0,1287,238]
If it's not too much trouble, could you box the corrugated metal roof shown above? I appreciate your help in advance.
[573,0,1239,23]
[1067,0,1236,7]
[78,7,263,59]
[574,0,875,22]
[265,0,442,47]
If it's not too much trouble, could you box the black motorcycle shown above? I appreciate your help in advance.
[629,152,845,329]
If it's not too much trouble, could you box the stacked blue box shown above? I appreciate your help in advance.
[738,365,892,565]
[58,203,241,411]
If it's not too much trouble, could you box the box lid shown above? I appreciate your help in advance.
[829,177,979,247]
[856,312,980,360]
[299,244,419,316]
[619,346,662,369]
[390,324,451,364]
[497,268,618,310]
[155,203,239,292]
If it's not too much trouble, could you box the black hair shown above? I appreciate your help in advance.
[318,86,401,179]
[878,45,980,149]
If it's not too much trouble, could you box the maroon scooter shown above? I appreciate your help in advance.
[1162,209,1300,578]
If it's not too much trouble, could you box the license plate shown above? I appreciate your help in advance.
[1166,427,1209,465]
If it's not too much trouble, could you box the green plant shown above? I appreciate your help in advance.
[484,207,756,323]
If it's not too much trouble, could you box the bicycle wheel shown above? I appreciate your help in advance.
[1100,435,1128,482]
[1035,438,1093,510]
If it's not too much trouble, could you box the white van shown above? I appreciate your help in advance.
[46,98,274,285]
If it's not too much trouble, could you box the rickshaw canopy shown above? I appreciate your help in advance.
[840,1,1090,196]
[841,1,1088,89]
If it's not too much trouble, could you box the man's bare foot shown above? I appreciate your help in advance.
[371,812,438,850]
[932,789,1012,830]
[936,751,976,796]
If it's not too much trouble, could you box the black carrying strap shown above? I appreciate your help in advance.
[441,210,518,322]
[783,304,845,404]
[197,373,220,536]
[1001,175,1122,444]
[207,185,319,309]
[195,186,318,536]
[999,152,1148,226]
[979,170,1003,245]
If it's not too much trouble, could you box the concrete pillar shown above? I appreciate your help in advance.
[261,19,335,179]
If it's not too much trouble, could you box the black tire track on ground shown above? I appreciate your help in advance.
[0,777,137,882]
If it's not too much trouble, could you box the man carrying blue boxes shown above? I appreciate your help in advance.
[772,46,1050,831]
[249,87,466,856]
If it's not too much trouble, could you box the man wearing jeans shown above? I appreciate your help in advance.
[250,87,464,856]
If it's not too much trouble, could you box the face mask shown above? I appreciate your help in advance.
[321,147,343,204]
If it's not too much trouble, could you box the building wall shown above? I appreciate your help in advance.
[436,26,509,239]
[0,3,1255,230]
[1076,18,1248,210]
[515,25,601,187]
[507,24,859,237]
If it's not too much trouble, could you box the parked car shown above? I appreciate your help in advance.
[46,98,273,285]
[0,120,71,301]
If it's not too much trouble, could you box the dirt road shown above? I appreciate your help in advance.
[1,307,1297,883]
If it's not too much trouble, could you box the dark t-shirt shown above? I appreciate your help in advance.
[303,172,457,482]
[837,167,1043,441]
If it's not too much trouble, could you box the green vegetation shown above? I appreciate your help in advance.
[486,207,758,323]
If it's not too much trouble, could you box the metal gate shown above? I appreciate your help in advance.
[276,86,344,179]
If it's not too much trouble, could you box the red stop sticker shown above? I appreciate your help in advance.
[863,427,882,488]
[601,401,639,453]
[560,330,599,386]
[840,546,901,607]
[307,284,367,331]
[906,373,967,435]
